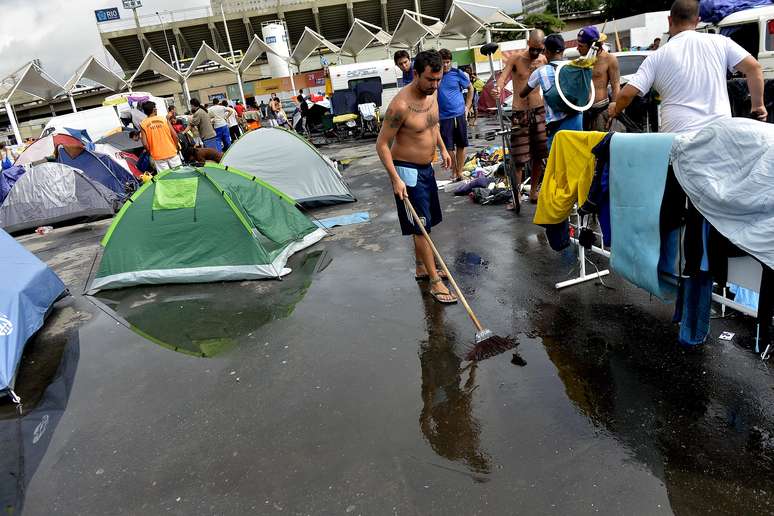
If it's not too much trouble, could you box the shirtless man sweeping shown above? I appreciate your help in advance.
[376,50,456,304]
[575,26,621,131]
[494,30,547,207]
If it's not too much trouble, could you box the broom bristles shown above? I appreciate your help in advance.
[465,335,518,362]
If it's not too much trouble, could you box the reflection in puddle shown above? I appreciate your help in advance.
[95,250,331,357]
[535,301,774,514]
[0,326,79,514]
[418,291,491,475]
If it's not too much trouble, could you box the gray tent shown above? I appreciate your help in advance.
[0,162,118,233]
[221,127,355,207]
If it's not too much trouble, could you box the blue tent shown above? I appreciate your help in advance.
[57,145,137,197]
[0,165,25,204]
[700,0,773,24]
[0,229,66,398]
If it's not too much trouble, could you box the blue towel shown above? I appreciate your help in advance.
[609,133,676,301]
[315,211,370,229]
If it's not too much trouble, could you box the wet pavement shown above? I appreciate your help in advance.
[4,121,774,515]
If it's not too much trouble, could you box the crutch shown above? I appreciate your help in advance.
[480,41,520,213]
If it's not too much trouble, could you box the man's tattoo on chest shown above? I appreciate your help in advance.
[426,113,439,128]
[408,103,431,113]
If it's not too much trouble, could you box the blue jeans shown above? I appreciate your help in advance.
[215,125,231,151]
[203,137,222,152]
[546,113,583,151]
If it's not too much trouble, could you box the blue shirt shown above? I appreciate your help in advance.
[402,67,414,86]
[438,68,471,120]
[527,62,566,124]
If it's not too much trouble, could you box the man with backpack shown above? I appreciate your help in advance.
[518,34,583,152]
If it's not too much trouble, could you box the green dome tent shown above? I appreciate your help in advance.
[88,164,326,292]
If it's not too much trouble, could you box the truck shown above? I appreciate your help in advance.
[716,5,774,78]
[327,59,401,111]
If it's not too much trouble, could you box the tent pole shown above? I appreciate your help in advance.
[236,71,247,105]
[4,100,22,145]
[69,94,78,113]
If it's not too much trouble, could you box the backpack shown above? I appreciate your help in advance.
[543,64,579,116]
[544,61,595,115]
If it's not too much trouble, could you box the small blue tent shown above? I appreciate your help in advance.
[0,229,66,399]
[57,146,137,197]
[700,0,773,25]
[0,165,25,204]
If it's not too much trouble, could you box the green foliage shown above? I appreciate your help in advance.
[523,13,566,34]
[546,0,601,15]
[603,0,673,18]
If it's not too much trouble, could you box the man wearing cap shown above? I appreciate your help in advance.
[576,26,620,131]
[519,35,583,152]
[494,29,548,207]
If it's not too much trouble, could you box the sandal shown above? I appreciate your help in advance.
[429,278,458,304]
[415,269,448,281]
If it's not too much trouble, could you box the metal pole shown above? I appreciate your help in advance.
[484,29,518,209]
[133,7,146,54]
[69,94,77,113]
[236,71,247,105]
[289,63,297,93]
[173,44,191,105]
[156,12,174,64]
[220,4,237,68]
[4,100,22,145]
[556,0,561,19]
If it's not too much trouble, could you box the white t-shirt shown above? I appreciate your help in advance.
[207,104,230,128]
[627,30,750,134]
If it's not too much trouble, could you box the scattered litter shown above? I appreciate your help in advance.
[35,225,53,235]
[229,371,236,375]
[96,468,104,475]
[314,212,370,229]
[436,180,452,189]
[719,331,735,341]
[346,505,356,513]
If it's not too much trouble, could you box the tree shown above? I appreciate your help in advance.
[604,0,672,18]
[546,0,601,15]
[522,13,565,34]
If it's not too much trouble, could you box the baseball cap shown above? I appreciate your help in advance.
[545,34,565,53]
[577,26,600,45]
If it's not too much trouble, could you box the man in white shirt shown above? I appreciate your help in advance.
[207,101,237,151]
[611,0,766,133]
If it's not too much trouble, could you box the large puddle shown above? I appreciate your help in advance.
[94,250,332,357]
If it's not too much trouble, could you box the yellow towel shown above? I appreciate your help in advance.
[533,130,607,225]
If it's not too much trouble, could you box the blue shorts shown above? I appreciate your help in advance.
[393,160,442,236]
[439,115,469,150]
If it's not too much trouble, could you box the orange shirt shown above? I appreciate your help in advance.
[140,115,178,160]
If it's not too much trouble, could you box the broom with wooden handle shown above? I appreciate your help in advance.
[404,197,516,361]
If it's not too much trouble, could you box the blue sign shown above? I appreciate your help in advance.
[266,36,277,44]
[95,8,120,22]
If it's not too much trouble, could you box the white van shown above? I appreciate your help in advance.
[328,59,401,109]
[716,5,774,78]
[41,106,122,141]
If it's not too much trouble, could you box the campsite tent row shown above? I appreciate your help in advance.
[1,135,140,233]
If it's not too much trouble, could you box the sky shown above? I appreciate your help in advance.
[0,0,208,83]
[1,0,519,84]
